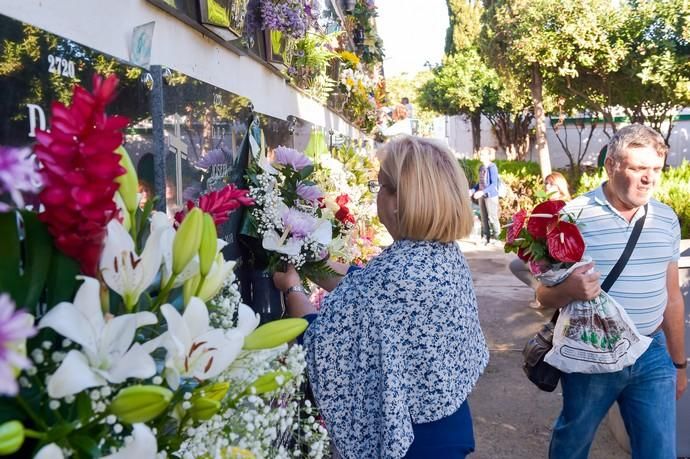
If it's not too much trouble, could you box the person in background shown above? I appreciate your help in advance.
[508,171,572,308]
[537,124,686,458]
[382,104,412,138]
[401,96,414,119]
[470,148,501,245]
[274,136,489,459]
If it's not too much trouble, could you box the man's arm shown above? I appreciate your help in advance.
[535,263,602,309]
[662,261,687,400]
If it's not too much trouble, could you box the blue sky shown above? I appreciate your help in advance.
[375,0,449,76]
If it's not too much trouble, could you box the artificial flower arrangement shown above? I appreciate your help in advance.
[245,0,319,40]
[0,74,330,458]
[502,200,652,374]
[242,145,333,280]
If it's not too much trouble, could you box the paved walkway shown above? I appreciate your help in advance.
[461,240,629,459]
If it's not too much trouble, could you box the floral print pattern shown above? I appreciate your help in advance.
[304,239,490,459]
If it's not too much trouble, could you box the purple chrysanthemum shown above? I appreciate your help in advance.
[0,146,41,212]
[296,182,324,202]
[273,146,312,171]
[195,148,231,171]
[0,294,36,396]
[281,207,317,238]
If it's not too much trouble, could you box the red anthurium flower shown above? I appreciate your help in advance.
[34,74,128,276]
[546,221,585,263]
[517,247,530,262]
[526,200,566,239]
[507,209,527,244]
[175,184,254,228]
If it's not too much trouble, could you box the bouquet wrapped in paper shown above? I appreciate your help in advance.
[503,200,651,374]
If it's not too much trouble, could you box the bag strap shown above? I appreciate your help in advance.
[547,203,649,324]
[600,203,648,293]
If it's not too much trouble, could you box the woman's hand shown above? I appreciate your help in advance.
[273,265,301,292]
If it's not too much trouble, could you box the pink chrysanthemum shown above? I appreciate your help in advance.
[273,146,312,171]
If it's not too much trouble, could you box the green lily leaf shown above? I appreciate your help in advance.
[0,211,53,313]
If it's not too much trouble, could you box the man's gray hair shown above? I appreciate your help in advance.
[606,124,668,162]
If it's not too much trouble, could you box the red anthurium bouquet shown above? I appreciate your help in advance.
[503,200,585,275]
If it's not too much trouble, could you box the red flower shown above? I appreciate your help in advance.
[34,74,129,276]
[335,206,356,226]
[335,194,350,207]
[507,209,527,244]
[517,247,530,262]
[546,221,585,263]
[175,184,254,228]
[526,200,566,239]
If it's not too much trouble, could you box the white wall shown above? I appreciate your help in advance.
[0,0,364,139]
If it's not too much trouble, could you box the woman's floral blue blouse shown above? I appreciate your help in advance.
[304,239,490,459]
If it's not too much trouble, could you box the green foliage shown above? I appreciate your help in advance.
[288,32,340,104]
[445,0,483,54]
[418,50,498,116]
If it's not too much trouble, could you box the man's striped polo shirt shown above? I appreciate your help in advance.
[563,185,680,335]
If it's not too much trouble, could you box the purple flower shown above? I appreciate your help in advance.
[281,207,317,238]
[296,182,324,202]
[195,148,231,171]
[273,146,312,171]
[0,294,36,396]
[0,146,41,211]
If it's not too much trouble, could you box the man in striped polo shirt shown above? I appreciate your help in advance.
[536,124,687,459]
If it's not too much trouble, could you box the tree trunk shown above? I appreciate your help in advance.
[530,63,551,178]
[470,110,482,154]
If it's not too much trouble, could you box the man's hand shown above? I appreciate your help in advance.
[473,190,484,200]
[273,265,300,292]
[537,263,601,309]
[676,369,688,400]
[561,263,601,301]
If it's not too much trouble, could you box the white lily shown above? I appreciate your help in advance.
[38,277,157,399]
[262,230,304,256]
[151,298,257,390]
[311,218,333,246]
[99,219,163,311]
[34,443,64,459]
[102,423,159,459]
[151,211,199,287]
[196,254,237,302]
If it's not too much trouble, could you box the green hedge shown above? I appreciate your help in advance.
[460,159,690,238]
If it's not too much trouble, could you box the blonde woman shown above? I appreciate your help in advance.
[274,136,489,458]
[509,171,572,308]
[544,171,571,201]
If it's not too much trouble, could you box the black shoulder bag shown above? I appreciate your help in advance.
[522,204,648,392]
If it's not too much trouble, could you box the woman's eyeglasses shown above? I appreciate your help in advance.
[368,180,381,193]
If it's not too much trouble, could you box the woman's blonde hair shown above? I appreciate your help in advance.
[377,136,474,242]
[544,171,571,201]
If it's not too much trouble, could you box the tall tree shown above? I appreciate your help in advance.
[418,50,495,152]
[445,0,483,54]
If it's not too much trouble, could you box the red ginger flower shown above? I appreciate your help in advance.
[34,74,129,276]
[526,200,566,239]
[175,184,254,228]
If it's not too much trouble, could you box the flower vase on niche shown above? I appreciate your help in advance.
[264,29,288,70]
[250,269,285,324]
[198,0,248,41]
